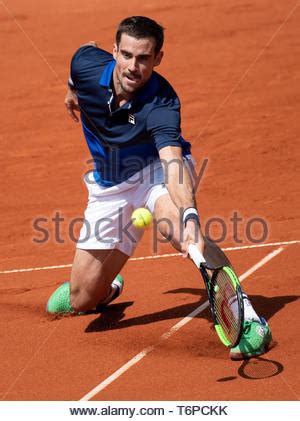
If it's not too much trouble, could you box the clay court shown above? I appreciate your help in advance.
[0,0,299,405]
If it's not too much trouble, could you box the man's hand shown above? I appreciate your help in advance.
[81,40,98,48]
[182,220,205,257]
[65,86,80,122]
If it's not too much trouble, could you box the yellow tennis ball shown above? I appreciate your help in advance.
[131,208,153,229]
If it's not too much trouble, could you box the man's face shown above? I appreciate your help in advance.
[113,33,163,96]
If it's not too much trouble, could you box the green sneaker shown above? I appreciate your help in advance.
[46,281,73,314]
[230,318,272,360]
[46,275,124,314]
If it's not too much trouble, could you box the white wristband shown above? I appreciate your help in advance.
[182,207,199,223]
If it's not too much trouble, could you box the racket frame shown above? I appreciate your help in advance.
[188,244,244,348]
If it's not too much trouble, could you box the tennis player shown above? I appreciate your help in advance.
[46,16,272,359]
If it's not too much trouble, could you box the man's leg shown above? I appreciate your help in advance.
[46,248,129,314]
[70,248,129,312]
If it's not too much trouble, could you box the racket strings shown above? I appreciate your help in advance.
[211,270,241,343]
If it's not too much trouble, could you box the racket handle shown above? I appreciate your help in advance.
[188,244,206,268]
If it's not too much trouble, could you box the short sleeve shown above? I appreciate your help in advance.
[70,46,111,89]
[146,99,182,151]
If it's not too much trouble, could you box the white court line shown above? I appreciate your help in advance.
[0,264,73,275]
[0,239,299,275]
[239,247,284,281]
[80,246,284,401]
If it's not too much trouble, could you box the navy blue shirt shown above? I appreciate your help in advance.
[70,45,191,186]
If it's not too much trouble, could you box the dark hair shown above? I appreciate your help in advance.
[116,16,164,55]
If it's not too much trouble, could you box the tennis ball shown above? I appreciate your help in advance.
[131,208,153,229]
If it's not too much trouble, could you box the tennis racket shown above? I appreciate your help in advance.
[188,244,244,348]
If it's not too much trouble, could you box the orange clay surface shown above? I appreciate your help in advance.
[0,0,299,401]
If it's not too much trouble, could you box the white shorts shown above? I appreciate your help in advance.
[77,156,195,256]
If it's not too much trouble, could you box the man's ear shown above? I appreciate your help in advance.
[113,43,118,60]
[154,51,164,67]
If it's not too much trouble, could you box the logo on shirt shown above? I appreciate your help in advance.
[128,114,136,125]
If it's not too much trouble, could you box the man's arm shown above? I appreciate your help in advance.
[158,145,205,255]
